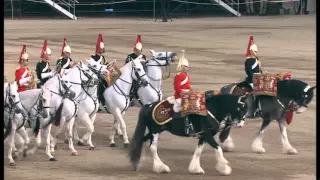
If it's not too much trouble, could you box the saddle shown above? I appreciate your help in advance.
[152,100,174,125]
[228,81,253,96]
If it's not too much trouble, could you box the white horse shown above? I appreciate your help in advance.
[99,55,149,147]
[44,61,101,160]
[65,60,109,150]
[113,50,176,138]
[3,81,26,166]
[4,88,51,166]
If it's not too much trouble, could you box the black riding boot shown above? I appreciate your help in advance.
[97,84,106,112]
[184,116,196,137]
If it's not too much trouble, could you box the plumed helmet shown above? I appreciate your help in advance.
[176,49,189,71]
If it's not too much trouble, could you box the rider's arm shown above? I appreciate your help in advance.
[15,70,30,86]
[174,74,182,95]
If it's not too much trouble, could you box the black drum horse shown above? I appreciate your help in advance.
[129,94,248,176]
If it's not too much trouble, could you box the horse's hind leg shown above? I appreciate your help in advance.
[252,117,272,153]
[150,133,170,173]
[219,127,235,152]
[278,120,297,155]
[188,137,205,174]
[204,132,231,176]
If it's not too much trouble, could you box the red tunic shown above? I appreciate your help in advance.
[15,67,30,92]
[173,72,191,99]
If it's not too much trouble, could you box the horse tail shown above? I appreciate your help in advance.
[53,103,64,126]
[33,117,41,136]
[4,117,13,140]
[128,107,147,170]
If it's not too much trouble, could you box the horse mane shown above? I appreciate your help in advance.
[205,94,240,119]
[277,79,308,99]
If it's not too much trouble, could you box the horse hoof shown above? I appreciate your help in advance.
[89,146,95,150]
[109,143,116,147]
[71,152,79,156]
[50,152,55,155]
[123,143,130,148]
[77,141,85,146]
[9,162,16,167]
[49,157,57,161]
[23,149,28,158]
[64,139,69,144]
[12,153,18,160]
[286,148,298,155]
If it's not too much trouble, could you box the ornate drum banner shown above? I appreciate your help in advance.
[253,73,278,96]
[105,61,121,86]
[181,91,207,117]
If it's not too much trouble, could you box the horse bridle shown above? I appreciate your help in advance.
[4,83,20,110]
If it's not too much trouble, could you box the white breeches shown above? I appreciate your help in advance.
[173,98,181,113]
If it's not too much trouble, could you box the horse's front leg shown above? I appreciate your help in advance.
[219,127,235,152]
[43,124,56,161]
[204,132,231,176]
[278,120,297,155]
[188,137,205,174]
[6,124,17,166]
[252,117,272,154]
[114,109,129,147]
[66,117,78,156]
[16,127,30,158]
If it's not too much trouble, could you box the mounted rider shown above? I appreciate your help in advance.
[244,35,262,89]
[36,40,55,88]
[56,38,74,75]
[125,35,147,64]
[172,50,195,136]
[90,33,109,65]
[91,33,109,109]
[125,35,147,106]
[15,45,36,92]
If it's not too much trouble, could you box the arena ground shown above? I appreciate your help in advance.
[4,15,316,180]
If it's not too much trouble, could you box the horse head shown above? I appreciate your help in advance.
[278,79,316,114]
[4,81,24,114]
[40,87,52,119]
[86,58,109,79]
[131,56,149,87]
[75,61,99,87]
[149,49,177,65]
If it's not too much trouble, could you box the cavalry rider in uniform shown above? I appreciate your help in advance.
[90,33,109,109]
[125,35,147,64]
[244,35,262,118]
[15,45,32,92]
[56,38,74,75]
[172,50,195,136]
[36,40,55,87]
[125,35,147,106]
[90,33,108,65]
[244,35,262,89]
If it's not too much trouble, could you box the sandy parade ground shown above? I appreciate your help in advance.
[4,15,316,180]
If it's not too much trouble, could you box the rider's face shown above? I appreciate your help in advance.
[135,49,142,56]
[64,52,71,58]
[251,50,257,57]
[21,59,28,66]
[100,48,106,54]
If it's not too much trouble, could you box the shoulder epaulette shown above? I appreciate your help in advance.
[59,56,63,59]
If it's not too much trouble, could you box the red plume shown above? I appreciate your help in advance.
[133,35,142,51]
[245,35,254,57]
[95,33,104,54]
[40,40,48,59]
[19,45,27,63]
[61,37,67,56]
